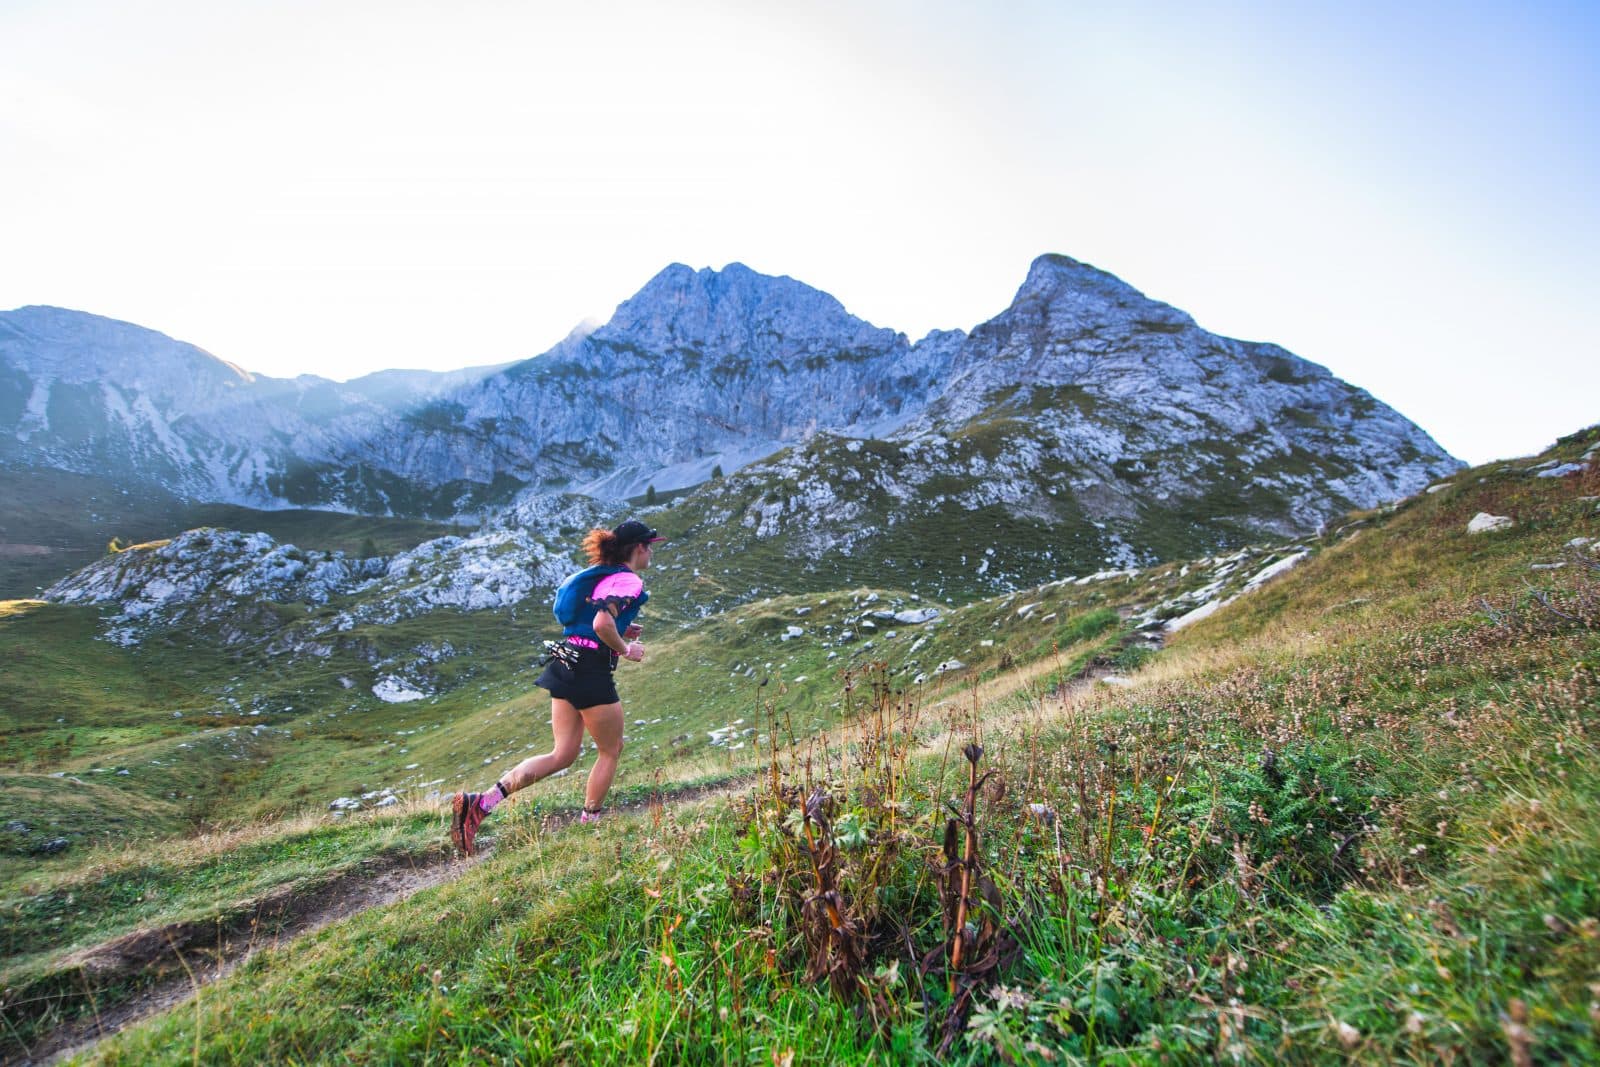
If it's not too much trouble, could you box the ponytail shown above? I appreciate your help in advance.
[581,527,626,565]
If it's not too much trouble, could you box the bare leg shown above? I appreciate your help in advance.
[579,701,625,810]
[499,699,584,794]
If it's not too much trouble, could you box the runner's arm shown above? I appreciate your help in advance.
[595,608,645,661]
[592,607,629,655]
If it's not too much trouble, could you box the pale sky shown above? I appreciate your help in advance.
[1,1,1594,465]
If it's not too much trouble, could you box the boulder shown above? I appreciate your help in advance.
[1467,512,1514,534]
[892,607,941,625]
[372,677,427,703]
[1243,551,1310,592]
[1165,597,1231,632]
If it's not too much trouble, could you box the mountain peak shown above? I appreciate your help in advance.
[592,262,896,354]
[1006,253,1195,331]
[4,255,1458,535]
[623,261,820,306]
[1015,253,1145,302]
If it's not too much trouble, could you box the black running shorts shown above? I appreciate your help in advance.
[535,645,621,709]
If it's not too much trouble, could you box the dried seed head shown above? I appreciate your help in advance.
[805,789,830,820]
[963,743,984,765]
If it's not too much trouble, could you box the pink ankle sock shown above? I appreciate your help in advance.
[478,783,507,813]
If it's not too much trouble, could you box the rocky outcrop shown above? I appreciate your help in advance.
[323,528,571,631]
[46,529,384,632]
[45,524,573,646]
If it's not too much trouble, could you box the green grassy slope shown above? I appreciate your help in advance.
[1,514,1282,877]
[2,427,1595,1063]
[1,498,1292,1052]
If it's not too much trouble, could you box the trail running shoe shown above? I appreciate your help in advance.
[450,792,487,856]
[578,807,606,825]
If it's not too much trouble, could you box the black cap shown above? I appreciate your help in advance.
[612,520,666,549]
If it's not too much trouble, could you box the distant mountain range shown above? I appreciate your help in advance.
[1,255,1459,576]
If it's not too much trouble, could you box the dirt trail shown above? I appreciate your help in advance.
[14,781,745,1066]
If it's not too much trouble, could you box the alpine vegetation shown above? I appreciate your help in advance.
[1,427,1590,1063]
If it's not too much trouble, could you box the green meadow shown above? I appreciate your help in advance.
[1,427,1596,1063]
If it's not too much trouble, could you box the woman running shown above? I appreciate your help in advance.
[450,519,664,855]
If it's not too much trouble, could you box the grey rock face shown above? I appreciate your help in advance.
[4,254,1457,540]
[0,306,505,508]
[646,256,1459,602]
[353,263,960,500]
[2,265,959,510]
[912,254,1455,521]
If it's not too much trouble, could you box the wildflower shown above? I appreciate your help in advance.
[992,984,1031,1010]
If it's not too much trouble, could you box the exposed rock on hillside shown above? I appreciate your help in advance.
[1468,512,1514,534]
[47,530,384,635]
[323,528,571,631]
[912,254,1453,529]
[639,256,1458,603]
[45,525,575,646]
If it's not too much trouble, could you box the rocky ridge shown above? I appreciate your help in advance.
[339,262,961,501]
[5,254,1457,530]
[0,305,508,509]
[630,256,1457,606]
